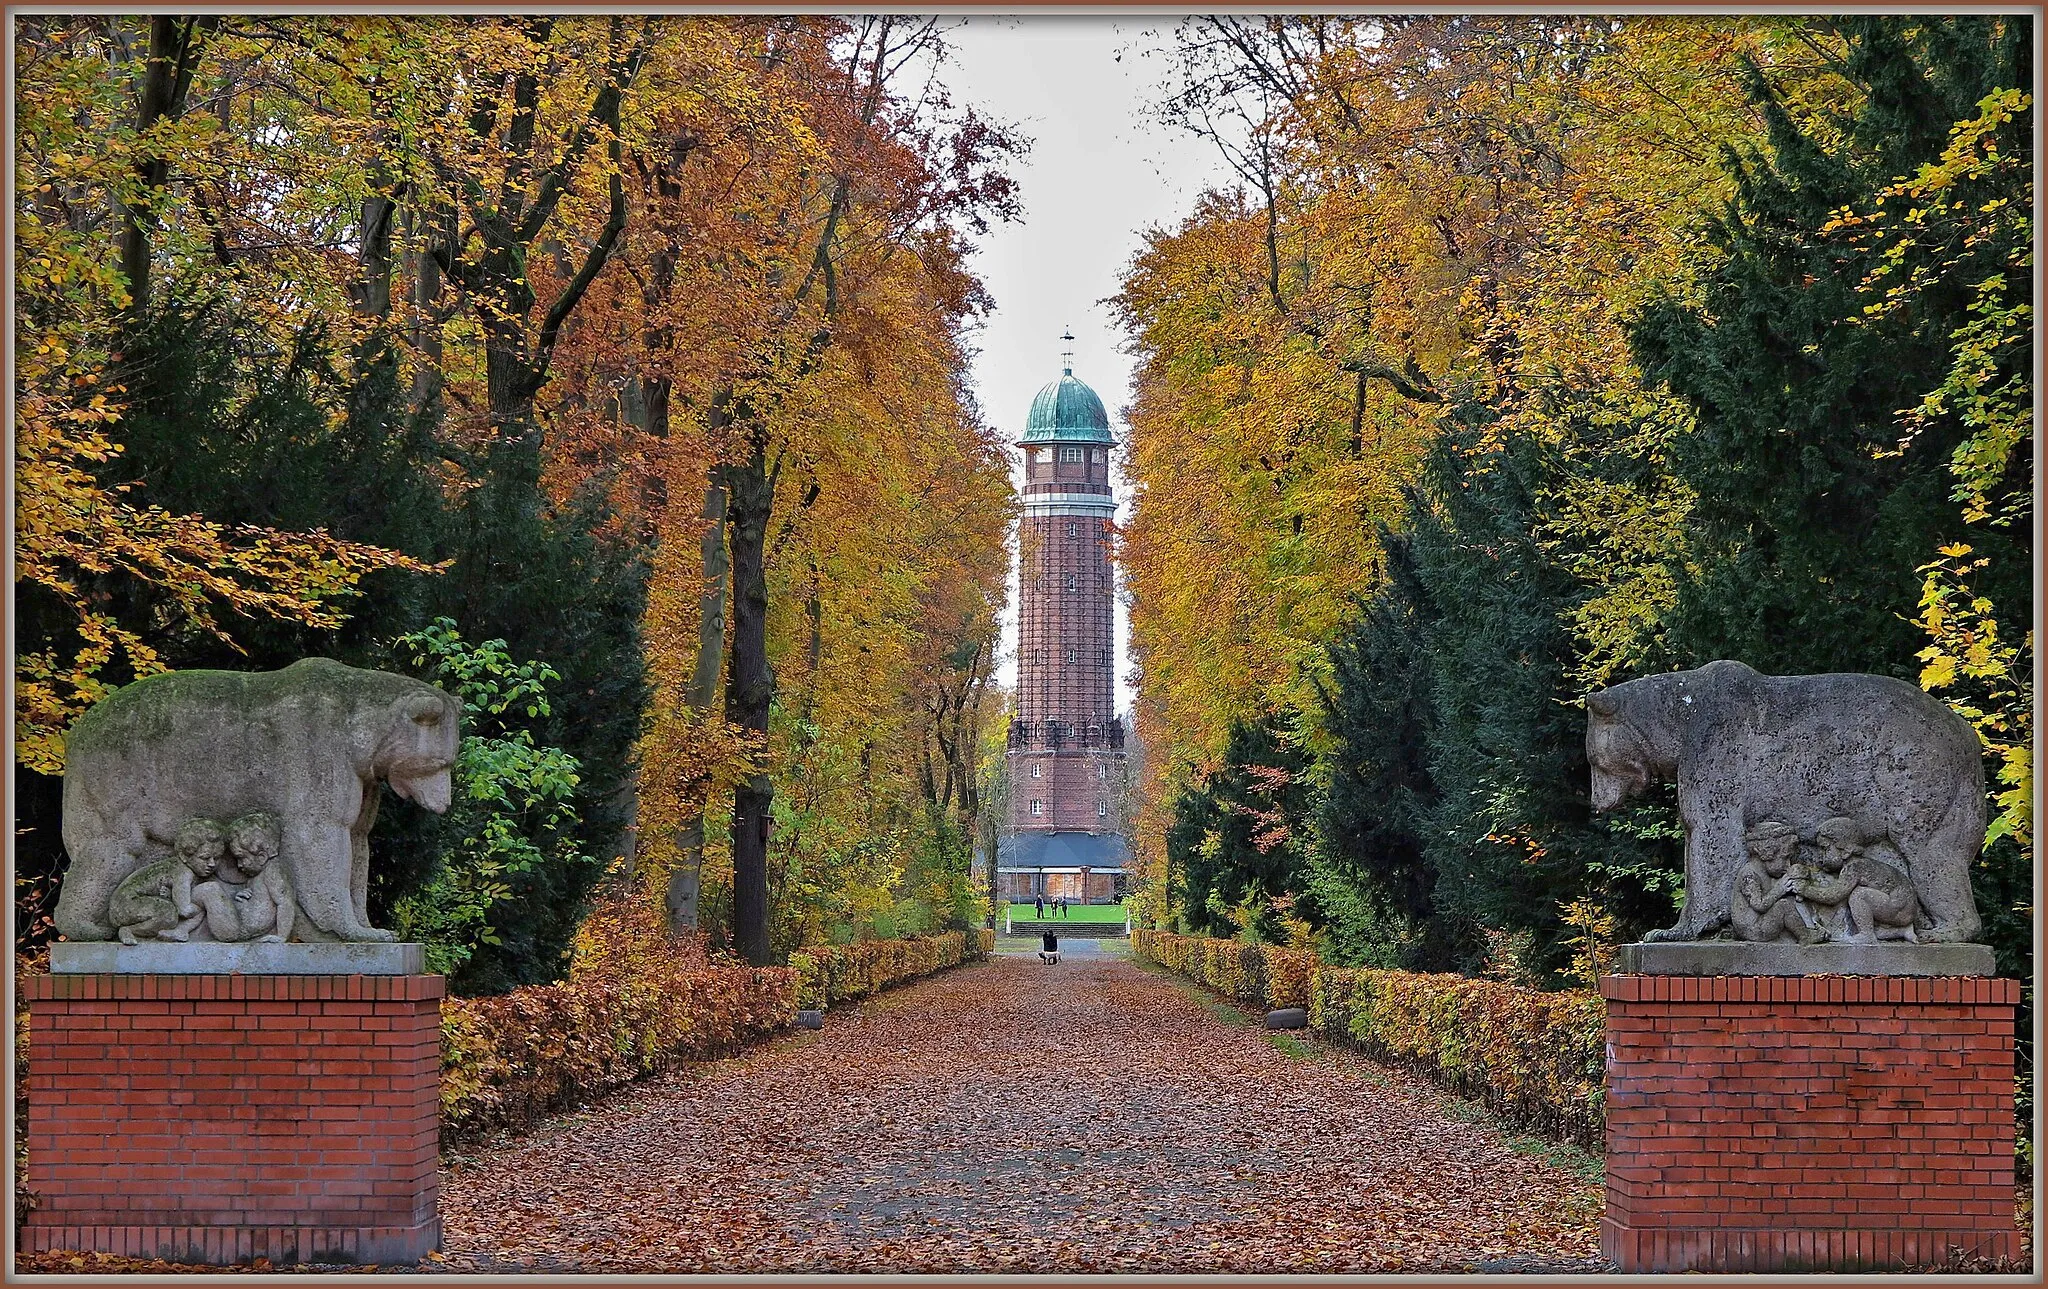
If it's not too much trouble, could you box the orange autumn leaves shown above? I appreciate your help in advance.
[527,19,1020,926]
[15,18,1018,941]
[1112,18,1858,903]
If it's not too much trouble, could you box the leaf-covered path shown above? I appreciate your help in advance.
[439,951,1606,1274]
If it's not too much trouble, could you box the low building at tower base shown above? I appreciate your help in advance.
[995,831,1130,904]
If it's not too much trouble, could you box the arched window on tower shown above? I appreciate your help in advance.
[1065,573,1076,592]
[1066,521,1077,538]
[1031,763,1042,779]
[1098,801,1109,818]
[1097,763,1108,780]
[1066,647,1076,665]
[1030,799,1044,817]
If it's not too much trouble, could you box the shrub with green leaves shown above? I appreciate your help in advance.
[392,618,593,977]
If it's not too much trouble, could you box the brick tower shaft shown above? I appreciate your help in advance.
[1005,357,1126,842]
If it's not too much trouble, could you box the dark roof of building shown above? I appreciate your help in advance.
[996,831,1131,869]
[1021,370,1113,444]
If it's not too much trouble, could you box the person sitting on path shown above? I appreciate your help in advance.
[1039,928,1060,965]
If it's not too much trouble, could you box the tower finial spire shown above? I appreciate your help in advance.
[1060,329,1075,376]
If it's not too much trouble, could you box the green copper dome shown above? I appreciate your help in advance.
[1021,370,1114,444]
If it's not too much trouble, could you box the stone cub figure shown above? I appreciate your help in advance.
[191,811,295,944]
[1730,821,1826,945]
[1793,816,1925,944]
[107,818,225,945]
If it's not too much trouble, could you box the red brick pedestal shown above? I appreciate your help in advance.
[22,974,443,1266]
[1601,974,2020,1272]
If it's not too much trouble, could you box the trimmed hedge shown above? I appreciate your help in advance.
[441,942,797,1141]
[1135,927,1318,1010]
[791,929,992,1010]
[1134,929,1604,1150]
[442,910,991,1141]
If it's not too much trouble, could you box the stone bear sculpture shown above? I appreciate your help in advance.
[56,658,460,943]
[1584,660,1984,944]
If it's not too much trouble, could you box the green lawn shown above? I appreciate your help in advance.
[1000,901,1128,924]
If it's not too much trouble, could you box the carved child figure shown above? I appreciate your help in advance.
[192,812,294,943]
[107,818,225,944]
[1731,821,1827,944]
[1793,816,1924,944]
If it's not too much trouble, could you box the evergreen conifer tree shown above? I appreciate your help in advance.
[1630,17,2031,675]
[1311,531,1459,969]
[1165,716,1312,939]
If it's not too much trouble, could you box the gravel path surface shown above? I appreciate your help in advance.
[438,953,1608,1274]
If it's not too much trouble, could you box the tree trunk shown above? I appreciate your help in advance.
[687,481,730,712]
[346,175,399,434]
[800,554,822,726]
[405,202,448,417]
[723,426,777,966]
[612,773,641,883]
[117,15,211,321]
[356,192,395,319]
[665,477,728,933]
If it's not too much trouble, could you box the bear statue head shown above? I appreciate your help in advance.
[1585,688,1654,812]
[378,684,461,813]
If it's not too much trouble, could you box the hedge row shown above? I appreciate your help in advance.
[791,928,994,1010]
[1132,927,1318,1011]
[1133,929,1604,1150]
[442,914,991,1142]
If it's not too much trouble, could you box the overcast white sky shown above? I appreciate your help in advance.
[943,17,1236,717]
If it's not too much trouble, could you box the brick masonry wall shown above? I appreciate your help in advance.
[1010,439,1128,841]
[1601,974,2019,1273]
[1015,510,1114,728]
[22,973,443,1266]
[1007,751,1126,833]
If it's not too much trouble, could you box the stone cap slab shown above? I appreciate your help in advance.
[1616,940,1994,977]
[51,941,426,976]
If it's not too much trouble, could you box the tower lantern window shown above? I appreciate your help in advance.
[1059,446,1084,462]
